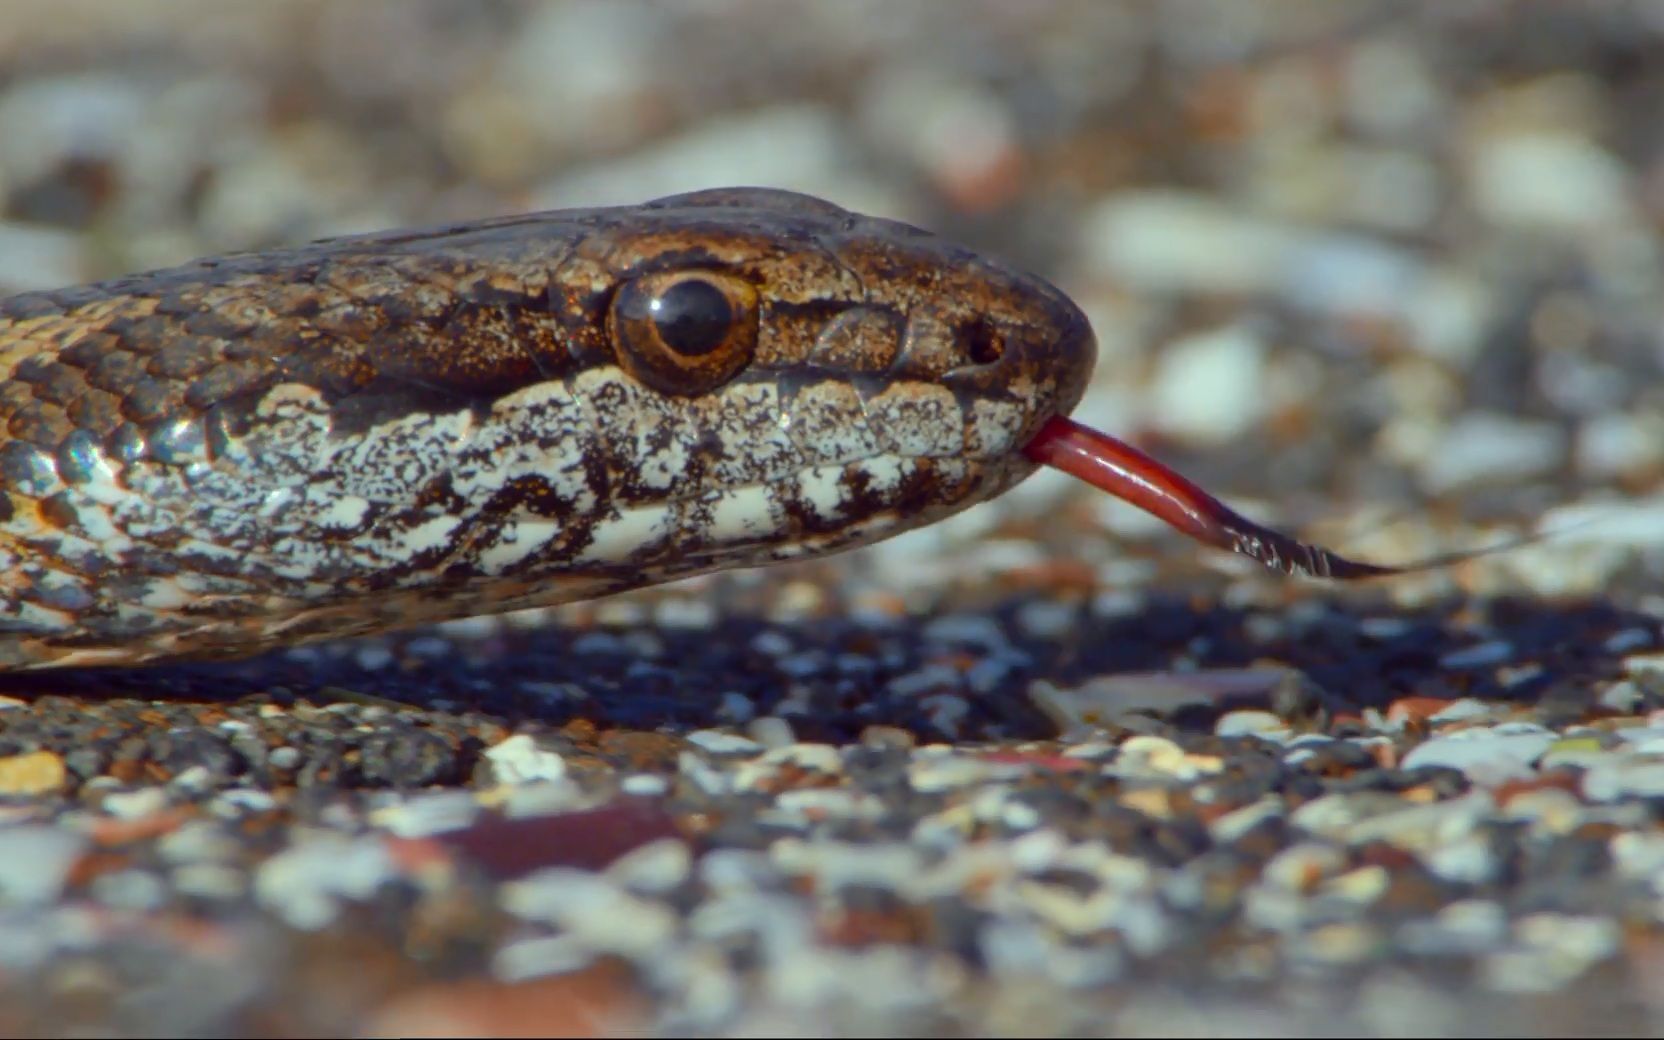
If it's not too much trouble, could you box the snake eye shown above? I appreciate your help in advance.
[610,271,758,395]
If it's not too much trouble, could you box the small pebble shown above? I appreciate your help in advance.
[0,826,86,905]
[746,716,797,749]
[1215,710,1289,738]
[685,731,764,756]
[621,774,670,798]
[0,751,66,796]
[484,735,568,786]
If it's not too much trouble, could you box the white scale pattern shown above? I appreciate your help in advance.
[0,367,1020,654]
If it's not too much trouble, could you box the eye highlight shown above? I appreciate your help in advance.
[610,271,759,395]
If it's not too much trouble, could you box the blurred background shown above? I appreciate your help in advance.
[5,5,1664,1037]
[3,0,1662,605]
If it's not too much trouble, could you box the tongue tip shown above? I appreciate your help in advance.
[1223,528,1400,581]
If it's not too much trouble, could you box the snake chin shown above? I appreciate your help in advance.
[620,446,1036,580]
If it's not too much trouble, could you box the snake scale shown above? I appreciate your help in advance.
[0,187,1099,670]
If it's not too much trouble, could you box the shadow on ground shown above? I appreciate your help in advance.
[0,591,1653,741]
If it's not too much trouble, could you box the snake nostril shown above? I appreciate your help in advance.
[964,318,1006,366]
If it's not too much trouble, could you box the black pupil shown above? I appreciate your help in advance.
[650,280,733,357]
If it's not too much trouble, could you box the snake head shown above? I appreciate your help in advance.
[562,186,1098,572]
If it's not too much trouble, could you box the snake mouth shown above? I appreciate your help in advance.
[672,449,1010,561]
[566,440,1028,586]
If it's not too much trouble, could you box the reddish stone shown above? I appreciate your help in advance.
[1002,559,1098,594]
[850,591,908,618]
[1354,841,1419,871]
[1386,697,1453,724]
[90,809,188,846]
[977,750,1090,772]
[107,758,144,784]
[818,905,926,948]
[65,850,131,889]
[559,718,600,750]
[383,836,454,877]
[1188,797,1236,827]
[1183,67,1253,143]
[933,651,983,674]
[1329,712,1367,731]
[938,144,1025,216]
[362,963,645,1039]
[1493,770,1584,807]
[437,801,683,880]
[595,730,682,770]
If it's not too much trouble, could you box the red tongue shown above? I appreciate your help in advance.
[1021,416,1402,579]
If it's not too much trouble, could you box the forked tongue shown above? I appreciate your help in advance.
[1022,416,1505,579]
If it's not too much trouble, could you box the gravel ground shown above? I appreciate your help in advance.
[4,2,1664,1036]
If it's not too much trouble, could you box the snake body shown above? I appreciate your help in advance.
[0,188,1094,669]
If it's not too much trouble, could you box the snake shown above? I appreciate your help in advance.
[0,186,1430,672]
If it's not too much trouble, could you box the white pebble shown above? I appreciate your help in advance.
[758,743,842,775]
[1015,600,1079,640]
[684,730,763,756]
[101,787,169,820]
[907,755,1025,794]
[1401,727,1554,786]
[607,837,691,893]
[746,716,797,750]
[268,747,302,770]
[715,692,757,724]
[171,863,246,902]
[1281,233,1424,321]
[1425,833,1500,884]
[1603,628,1656,654]
[1437,640,1516,669]
[748,630,795,657]
[1428,699,1496,723]
[774,788,885,821]
[1472,133,1631,230]
[213,788,278,815]
[1145,323,1268,445]
[1261,842,1345,890]
[90,869,167,912]
[254,835,394,931]
[1418,413,1565,493]
[353,645,395,671]
[1577,412,1664,479]
[887,664,960,698]
[1583,760,1664,801]
[493,934,594,984]
[483,734,568,785]
[1208,798,1284,843]
[1081,190,1291,294]
[678,751,733,797]
[1215,710,1289,738]
[501,869,678,956]
[652,597,716,629]
[920,693,969,736]
[0,826,87,905]
[369,790,482,838]
[923,614,1011,650]
[621,774,669,797]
